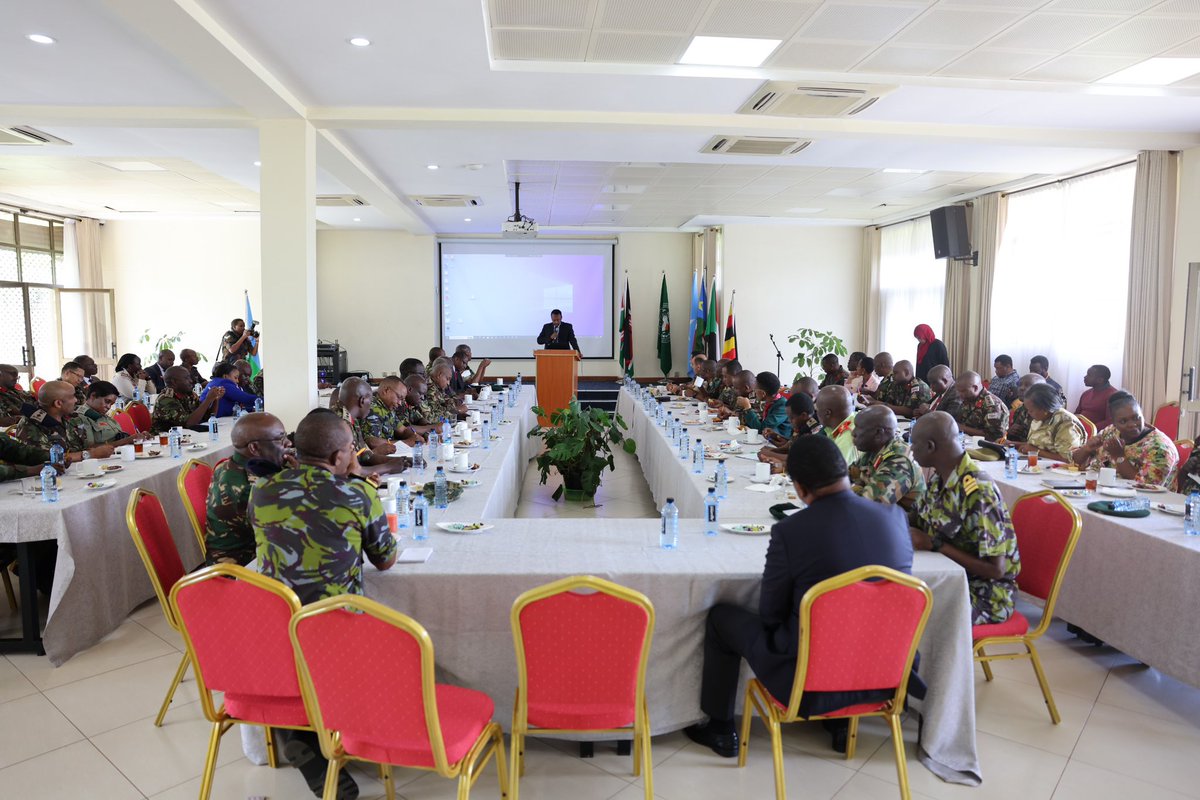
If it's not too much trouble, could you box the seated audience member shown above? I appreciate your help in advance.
[759,394,820,471]
[362,376,420,446]
[398,374,438,437]
[1177,448,1200,494]
[151,366,223,433]
[233,360,256,394]
[864,359,931,418]
[112,353,154,401]
[1005,374,1045,443]
[1018,383,1086,462]
[913,324,950,382]
[850,406,925,509]
[859,352,893,397]
[448,348,475,397]
[818,353,849,388]
[205,411,291,566]
[180,349,208,390]
[425,346,445,376]
[425,359,467,422]
[846,351,865,374]
[737,372,790,437]
[398,357,426,379]
[815,385,860,465]
[0,364,34,426]
[250,409,397,798]
[919,364,962,419]
[790,376,819,402]
[337,377,409,474]
[1075,364,1119,431]
[989,354,1020,406]
[713,360,742,409]
[11,381,115,462]
[847,355,877,395]
[716,370,753,421]
[1072,391,1177,486]
[73,354,98,385]
[703,358,729,402]
[201,362,258,417]
[909,412,1021,624]
[951,371,1008,441]
[690,359,720,399]
[219,318,258,364]
[1028,355,1064,402]
[59,361,87,406]
[143,349,175,394]
[75,381,133,446]
[667,355,711,396]
[685,435,914,758]
[0,431,58,481]
[252,370,263,399]
[455,344,491,387]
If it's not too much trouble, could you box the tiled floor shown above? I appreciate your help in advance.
[2,456,1199,799]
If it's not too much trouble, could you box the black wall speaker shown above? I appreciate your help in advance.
[930,205,971,260]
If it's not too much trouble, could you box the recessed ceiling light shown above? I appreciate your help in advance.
[463,163,485,171]
[352,217,361,222]
[426,164,439,170]
[253,160,261,167]
[679,36,780,68]
[1098,57,1200,86]
[882,168,927,174]
[463,217,472,222]
[348,37,371,47]
[26,34,55,45]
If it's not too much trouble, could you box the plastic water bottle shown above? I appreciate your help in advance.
[704,488,719,537]
[49,442,65,466]
[516,372,522,394]
[413,441,426,475]
[397,481,411,529]
[441,418,452,441]
[207,416,218,441]
[693,438,705,474]
[235,404,247,419]
[434,466,449,509]
[481,419,491,450]
[113,397,125,412]
[1004,446,1018,479]
[40,463,58,503]
[660,497,679,550]
[412,491,429,541]
[507,387,516,408]
[678,428,690,460]
[1186,492,1200,536]
[715,459,729,499]
[133,386,141,403]
[666,413,675,443]
[428,430,440,462]
[254,397,263,413]
[169,428,182,459]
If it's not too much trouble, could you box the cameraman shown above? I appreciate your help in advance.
[219,317,259,364]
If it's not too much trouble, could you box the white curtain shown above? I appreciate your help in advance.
[990,164,1137,408]
[861,225,882,354]
[878,217,946,362]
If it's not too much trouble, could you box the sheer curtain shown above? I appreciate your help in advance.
[990,164,1136,408]
[878,217,946,363]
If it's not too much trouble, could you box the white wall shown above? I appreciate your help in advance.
[721,224,863,382]
[100,218,262,374]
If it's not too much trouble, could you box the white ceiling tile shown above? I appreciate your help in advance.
[1017,52,1143,80]
[699,0,820,37]
[893,9,1026,47]
[768,39,877,68]
[1074,14,1200,54]
[795,2,927,42]
[491,29,590,60]
[1043,0,1160,11]
[590,32,690,61]
[1152,0,1200,13]
[937,48,1052,77]
[854,45,967,74]
[489,0,594,29]
[597,0,708,33]
[986,12,1125,50]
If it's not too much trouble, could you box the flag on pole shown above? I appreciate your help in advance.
[657,273,672,377]
[692,277,708,361]
[618,276,634,377]
[721,291,738,360]
[244,290,261,378]
[686,270,700,377]
[704,279,719,359]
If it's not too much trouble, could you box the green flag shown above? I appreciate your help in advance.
[657,274,672,377]
[619,277,633,377]
[704,278,719,359]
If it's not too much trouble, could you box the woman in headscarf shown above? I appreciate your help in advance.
[913,324,950,383]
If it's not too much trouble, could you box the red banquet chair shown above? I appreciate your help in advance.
[739,566,933,800]
[31,377,46,394]
[1077,415,1097,438]
[176,458,214,556]
[170,565,308,800]
[1154,402,1181,441]
[125,400,152,433]
[290,594,507,800]
[1175,439,1194,467]
[125,489,192,727]
[510,576,655,800]
[113,410,138,437]
[973,491,1082,724]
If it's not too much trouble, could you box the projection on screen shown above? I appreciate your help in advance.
[439,240,615,359]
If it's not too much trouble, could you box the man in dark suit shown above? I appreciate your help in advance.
[686,434,914,757]
[536,309,580,354]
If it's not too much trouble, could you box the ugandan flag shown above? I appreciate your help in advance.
[721,293,737,360]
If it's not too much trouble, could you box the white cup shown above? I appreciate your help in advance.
[76,461,102,477]
[465,396,475,406]
[442,442,455,463]
[746,429,762,444]
[454,451,469,471]
[480,387,491,400]
[470,410,481,425]
[1098,467,1118,486]
[755,462,771,481]
[117,445,135,463]
[497,378,504,385]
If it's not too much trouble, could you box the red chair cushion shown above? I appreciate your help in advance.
[182,462,213,534]
[126,403,151,433]
[132,493,185,599]
[113,411,137,437]
[225,692,309,727]
[340,684,493,768]
[972,610,1030,641]
[1012,495,1075,600]
[527,700,634,730]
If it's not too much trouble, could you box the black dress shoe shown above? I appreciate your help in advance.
[685,722,740,758]
[822,719,849,754]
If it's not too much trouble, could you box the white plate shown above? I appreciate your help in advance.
[453,441,478,449]
[84,480,117,490]
[455,479,481,488]
[73,472,105,480]
[748,475,774,484]
[1132,483,1168,493]
[1018,466,1044,474]
[705,474,736,484]
[735,453,761,461]
[99,464,124,473]
[739,437,765,446]
[186,443,208,451]
[1050,466,1084,477]
[448,466,479,474]
[1100,486,1137,498]
[1061,489,1092,498]
[436,522,493,533]
[720,523,770,535]
[1153,502,1186,515]
[135,451,163,459]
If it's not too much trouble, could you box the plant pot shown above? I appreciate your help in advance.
[558,471,596,502]
[562,487,595,502]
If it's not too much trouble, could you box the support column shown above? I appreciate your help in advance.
[259,119,318,429]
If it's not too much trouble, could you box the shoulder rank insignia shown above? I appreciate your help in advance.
[962,474,979,496]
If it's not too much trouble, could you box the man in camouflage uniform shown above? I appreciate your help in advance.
[10,381,115,463]
[0,364,34,426]
[423,360,465,424]
[916,364,961,419]
[150,366,224,434]
[849,406,926,509]
[819,353,849,388]
[60,361,87,407]
[702,359,727,405]
[866,360,932,419]
[250,410,397,799]
[0,435,56,482]
[338,377,410,475]
[909,411,1021,624]
[716,360,742,409]
[949,371,1008,441]
[400,374,439,438]
[363,376,422,447]
[425,346,445,377]
[1005,373,1045,443]
[204,412,291,566]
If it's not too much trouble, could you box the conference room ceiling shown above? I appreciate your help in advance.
[3,0,1200,232]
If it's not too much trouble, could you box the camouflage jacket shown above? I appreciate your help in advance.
[950,392,1008,441]
[1007,402,1032,443]
[250,463,396,605]
[879,377,933,412]
[75,408,126,446]
[850,437,926,508]
[252,372,263,399]
[718,386,738,408]
[703,377,723,400]
[819,367,849,388]
[74,383,87,408]
[929,389,963,418]
[0,434,51,482]
[362,396,400,440]
[336,407,372,464]
[0,387,34,419]
[11,409,88,452]
[418,388,459,427]
[910,454,1020,624]
[396,401,425,428]
[1026,409,1085,460]
[205,452,258,564]
[151,390,207,434]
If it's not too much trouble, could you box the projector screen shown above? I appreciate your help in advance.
[438,239,616,359]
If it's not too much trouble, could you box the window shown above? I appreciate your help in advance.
[0,211,62,286]
[989,164,1136,408]
[878,216,945,363]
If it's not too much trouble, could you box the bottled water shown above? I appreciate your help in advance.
[692,438,705,474]
[660,497,679,550]
[704,488,719,537]
[715,459,729,499]
[412,492,429,541]
[133,386,141,403]
[1186,492,1200,536]
[40,463,58,503]
[678,428,690,460]
[413,442,426,475]
[508,388,516,408]
[397,481,411,529]
[169,428,182,459]
[1004,446,1018,479]
[49,442,65,466]
[516,372,522,394]
[207,416,218,441]
[666,413,675,444]
[441,418,452,441]
[434,466,449,509]
[254,397,263,413]
[235,405,247,419]
[481,419,491,450]
[428,431,440,462]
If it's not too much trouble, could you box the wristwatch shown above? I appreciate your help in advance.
[81,451,92,460]
[1114,457,1127,465]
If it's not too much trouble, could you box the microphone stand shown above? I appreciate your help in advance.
[769,334,784,379]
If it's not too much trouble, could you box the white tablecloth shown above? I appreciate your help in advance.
[0,430,235,664]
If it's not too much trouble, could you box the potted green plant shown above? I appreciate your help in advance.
[527,399,637,501]
[139,329,208,365]
[787,327,848,383]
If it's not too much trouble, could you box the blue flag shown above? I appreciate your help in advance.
[687,270,700,377]
[244,290,261,377]
[691,274,707,362]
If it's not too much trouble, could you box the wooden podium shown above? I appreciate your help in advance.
[534,349,581,424]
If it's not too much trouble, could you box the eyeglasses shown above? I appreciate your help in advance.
[249,433,289,445]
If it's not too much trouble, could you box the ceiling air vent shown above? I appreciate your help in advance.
[703,136,811,156]
[316,195,368,207]
[0,126,72,146]
[738,81,895,118]
[410,195,482,208]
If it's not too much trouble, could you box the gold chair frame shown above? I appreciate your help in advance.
[739,566,933,800]
[176,458,211,556]
[973,490,1081,724]
[170,564,307,799]
[509,576,655,800]
[124,400,152,433]
[290,594,508,800]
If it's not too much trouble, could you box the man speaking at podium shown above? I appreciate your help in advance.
[536,309,581,355]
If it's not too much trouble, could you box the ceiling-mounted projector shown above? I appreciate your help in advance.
[502,180,537,238]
